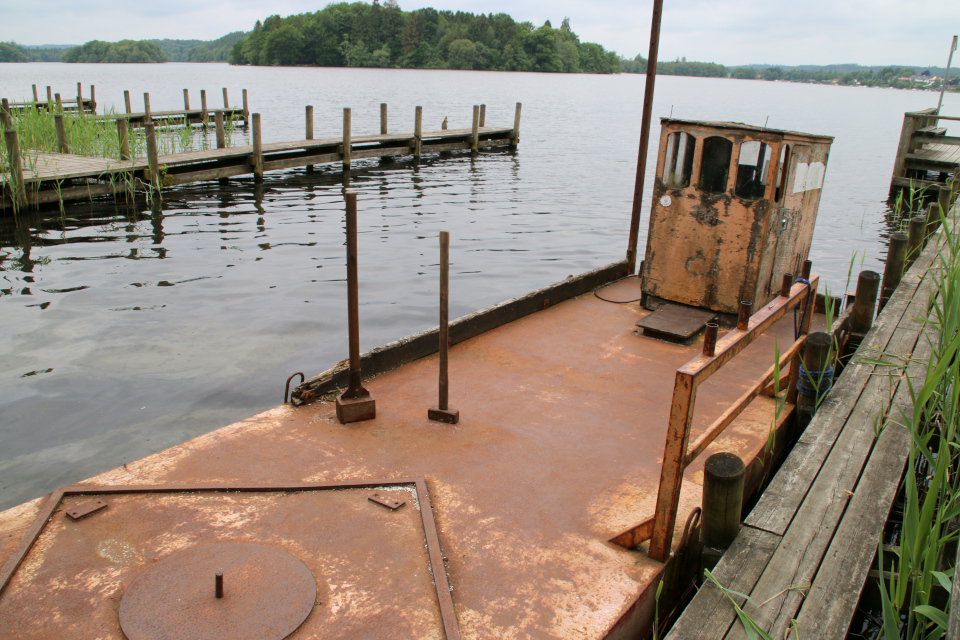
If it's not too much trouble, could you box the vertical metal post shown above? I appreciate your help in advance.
[117,119,130,161]
[737,301,751,331]
[4,129,26,210]
[626,0,665,274]
[429,231,459,424]
[702,323,718,357]
[479,104,486,128]
[252,113,263,182]
[471,105,480,153]
[937,36,957,116]
[342,108,351,169]
[879,232,908,311]
[780,273,794,297]
[380,103,388,135]
[414,106,423,159]
[124,90,131,115]
[215,110,226,149]
[336,191,376,424]
[54,114,68,153]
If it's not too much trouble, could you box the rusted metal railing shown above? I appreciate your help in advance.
[611,275,818,561]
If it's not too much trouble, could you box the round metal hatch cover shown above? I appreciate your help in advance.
[119,543,317,640]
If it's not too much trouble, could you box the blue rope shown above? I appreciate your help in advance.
[793,277,812,340]
[797,362,834,400]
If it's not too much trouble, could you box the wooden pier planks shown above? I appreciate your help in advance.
[665,202,955,640]
[0,126,516,204]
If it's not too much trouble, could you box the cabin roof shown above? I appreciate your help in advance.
[660,118,835,142]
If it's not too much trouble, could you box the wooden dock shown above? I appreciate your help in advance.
[664,195,958,639]
[1,103,521,210]
[891,107,960,193]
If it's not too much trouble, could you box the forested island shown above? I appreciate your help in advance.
[229,4,623,73]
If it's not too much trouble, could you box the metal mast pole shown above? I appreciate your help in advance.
[625,0,666,274]
[937,35,958,116]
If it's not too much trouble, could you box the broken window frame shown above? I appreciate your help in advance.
[697,136,733,194]
[734,140,772,200]
[662,131,696,189]
[774,144,790,203]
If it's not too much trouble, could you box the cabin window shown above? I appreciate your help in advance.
[774,145,790,202]
[734,141,772,200]
[662,132,696,189]
[698,137,733,194]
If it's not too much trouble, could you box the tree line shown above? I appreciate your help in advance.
[62,40,167,63]
[229,3,623,73]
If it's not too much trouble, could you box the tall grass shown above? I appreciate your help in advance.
[877,200,960,639]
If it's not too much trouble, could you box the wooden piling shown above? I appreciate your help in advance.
[336,191,376,424]
[940,185,953,218]
[45,86,52,110]
[797,331,832,414]
[906,215,926,264]
[215,110,226,149]
[124,90,131,115]
[701,452,745,554]
[252,113,263,182]
[143,93,152,123]
[145,122,160,189]
[479,104,486,128]
[117,119,130,161]
[511,102,522,147]
[54,113,68,153]
[414,106,423,159]
[849,270,881,335]
[183,89,190,111]
[3,129,27,210]
[242,89,249,122]
[380,103,388,135]
[429,231,459,424]
[222,87,229,109]
[879,232,908,311]
[76,83,82,115]
[0,100,10,130]
[89,85,95,114]
[305,106,314,171]
[32,85,38,103]
[200,90,207,124]
[342,108,351,169]
[926,202,941,237]
[471,105,480,152]
[54,93,62,114]
[442,117,448,130]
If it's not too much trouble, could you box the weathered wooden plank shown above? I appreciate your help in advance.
[351,146,412,160]
[262,153,341,172]
[794,318,935,637]
[664,526,781,640]
[745,236,939,536]
[164,164,253,185]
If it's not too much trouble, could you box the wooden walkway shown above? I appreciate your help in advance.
[665,200,956,639]
[891,107,960,192]
[2,123,518,208]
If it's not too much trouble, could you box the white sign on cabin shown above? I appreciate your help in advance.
[792,162,825,193]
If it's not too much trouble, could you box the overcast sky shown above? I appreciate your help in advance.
[3,0,958,67]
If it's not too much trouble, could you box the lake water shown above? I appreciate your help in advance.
[0,63,956,510]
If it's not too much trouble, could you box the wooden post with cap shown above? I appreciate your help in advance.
[336,191,376,424]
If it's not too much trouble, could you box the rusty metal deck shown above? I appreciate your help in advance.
[0,278,811,639]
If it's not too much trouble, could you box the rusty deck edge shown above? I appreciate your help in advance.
[0,477,463,640]
[291,259,631,403]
